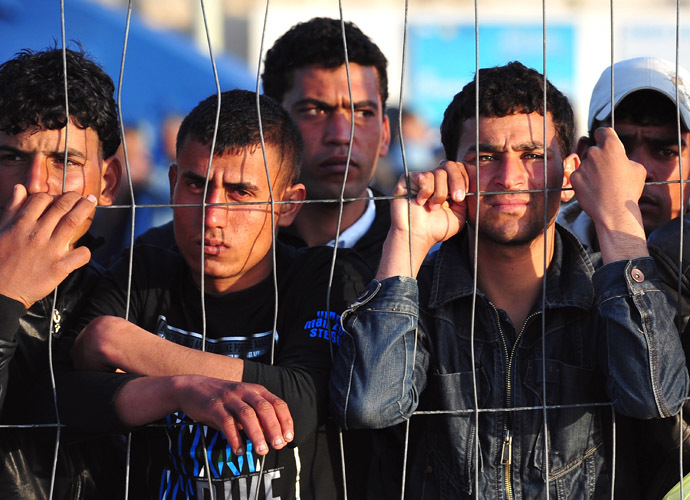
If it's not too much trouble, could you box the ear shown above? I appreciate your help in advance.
[277,182,306,227]
[561,153,580,203]
[97,155,122,206]
[168,164,178,203]
[378,114,391,157]
[575,136,590,160]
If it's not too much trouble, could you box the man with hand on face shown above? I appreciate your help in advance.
[0,47,125,499]
[329,61,688,499]
[69,89,369,500]
[262,17,391,275]
[559,57,690,499]
[559,57,690,249]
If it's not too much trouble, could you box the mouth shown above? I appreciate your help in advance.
[487,194,530,207]
[200,238,228,256]
[319,156,360,174]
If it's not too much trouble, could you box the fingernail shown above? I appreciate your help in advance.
[454,189,465,201]
[235,446,244,455]
[273,437,284,447]
[429,204,440,211]
[86,194,97,203]
[285,431,294,441]
[257,442,268,454]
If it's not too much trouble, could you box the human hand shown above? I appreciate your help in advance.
[571,127,648,262]
[116,375,294,456]
[0,185,95,308]
[390,161,468,249]
[571,127,647,228]
[378,161,468,279]
[174,376,294,456]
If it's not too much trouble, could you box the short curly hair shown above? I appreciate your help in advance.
[441,61,574,160]
[0,47,120,159]
[177,89,303,185]
[262,17,388,110]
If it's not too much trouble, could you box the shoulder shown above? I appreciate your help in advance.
[276,243,371,296]
[134,220,176,251]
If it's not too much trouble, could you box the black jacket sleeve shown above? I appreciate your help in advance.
[0,295,25,412]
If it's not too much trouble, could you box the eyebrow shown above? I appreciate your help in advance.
[181,171,259,192]
[618,134,687,148]
[293,97,380,110]
[0,145,87,159]
[466,142,547,153]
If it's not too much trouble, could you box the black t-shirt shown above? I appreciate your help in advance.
[74,242,368,500]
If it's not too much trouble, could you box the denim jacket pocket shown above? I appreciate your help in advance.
[422,367,490,497]
[525,359,607,499]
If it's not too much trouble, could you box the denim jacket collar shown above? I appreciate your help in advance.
[426,223,597,312]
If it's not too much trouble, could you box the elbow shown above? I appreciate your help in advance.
[329,370,415,430]
[610,367,690,419]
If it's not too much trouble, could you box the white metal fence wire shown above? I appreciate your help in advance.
[10,0,690,499]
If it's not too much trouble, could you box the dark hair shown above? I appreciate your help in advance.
[590,89,689,134]
[177,89,303,184]
[440,61,575,160]
[0,47,120,158]
[262,17,388,110]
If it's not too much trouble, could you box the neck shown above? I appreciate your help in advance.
[470,225,555,331]
[292,198,368,246]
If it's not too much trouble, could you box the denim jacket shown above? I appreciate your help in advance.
[330,226,689,500]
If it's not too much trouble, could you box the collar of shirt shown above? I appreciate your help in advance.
[327,188,376,249]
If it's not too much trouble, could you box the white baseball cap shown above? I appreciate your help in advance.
[588,56,690,131]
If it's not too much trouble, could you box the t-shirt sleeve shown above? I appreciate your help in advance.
[242,248,370,443]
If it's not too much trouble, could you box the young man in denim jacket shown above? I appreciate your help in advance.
[329,61,689,499]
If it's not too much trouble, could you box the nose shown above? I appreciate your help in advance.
[25,156,50,195]
[204,188,228,228]
[494,155,528,191]
[324,110,353,145]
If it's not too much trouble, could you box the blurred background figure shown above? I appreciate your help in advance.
[157,113,184,171]
[90,123,172,265]
[375,107,441,193]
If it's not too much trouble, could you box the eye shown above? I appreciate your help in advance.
[49,156,84,169]
[0,153,23,165]
[658,148,679,159]
[229,188,252,200]
[298,104,328,117]
[354,107,376,119]
[185,179,206,193]
[523,153,545,160]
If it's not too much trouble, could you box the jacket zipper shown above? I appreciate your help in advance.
[493,305,540,500]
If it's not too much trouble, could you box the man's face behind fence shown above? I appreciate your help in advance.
[280,63,390,202]
[456,112,576,246]
[605,119,690,235]
[0,124,121,246]
[169,139,304,295]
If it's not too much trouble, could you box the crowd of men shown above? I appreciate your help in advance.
[1,15,690,500]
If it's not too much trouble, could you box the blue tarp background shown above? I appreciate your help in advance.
[0,0,255,146]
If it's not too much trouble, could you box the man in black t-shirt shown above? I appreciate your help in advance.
[69,89,368,499]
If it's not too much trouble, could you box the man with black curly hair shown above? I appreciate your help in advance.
[330,61,689,499]
[0,47,123,499]
[263,17,391,275]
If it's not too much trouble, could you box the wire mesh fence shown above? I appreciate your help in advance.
[2,0,690,499]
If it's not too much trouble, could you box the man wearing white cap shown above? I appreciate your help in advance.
[559,56,690,249]
[560,57,690,500]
